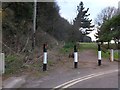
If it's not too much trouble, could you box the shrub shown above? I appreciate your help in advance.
[60,42,74,54]
[5,54,24,74]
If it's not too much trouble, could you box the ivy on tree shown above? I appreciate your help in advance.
[73,1,94,35]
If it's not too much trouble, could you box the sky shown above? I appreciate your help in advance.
[56,0,120,41]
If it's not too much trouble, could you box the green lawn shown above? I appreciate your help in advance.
[79,43,97,51]
[60,42,97,54]
[60,42,74,54]
[60,42,119,61]
[79,43,118,60]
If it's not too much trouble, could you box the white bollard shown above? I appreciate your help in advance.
[43,52,47,64]
[43,44,47,71]
[74,52,78,68]
[110,49,114,62]
[74,52,78,63]
[98,44,101,66]
[0,53,5,74]
[2,53,5,74]
[74,45,78,68]
[98,51,101,60]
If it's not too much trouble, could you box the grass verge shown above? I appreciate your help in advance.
[60,42,97,54]
[60,42,74,54]
[79,43,97,51]
[101,50,118,60]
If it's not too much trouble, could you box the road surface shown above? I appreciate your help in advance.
[69,70,118,88]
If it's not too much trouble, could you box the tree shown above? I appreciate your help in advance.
[2,2,33,53]
[95,6,117,26]
[95,6,117,48]
[97,14,120,49]
[36,2,75,42]
[108,14,120,46]
[83,36,91,42]
[95,6,117,39]
[73,1,94,35]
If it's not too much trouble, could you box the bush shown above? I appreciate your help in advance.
[114,52,118,60]
[101,43,118,49]
[60,42,74,54]
[101,50,110,59]
[101,50,118,60]
[5,54,24,74]
[63,43,74,49]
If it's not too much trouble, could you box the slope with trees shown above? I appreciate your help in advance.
[2,2,77,75]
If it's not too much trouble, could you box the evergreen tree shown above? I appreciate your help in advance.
[73,1,94,35]
[95,6,117,43]
[96,14,120,49]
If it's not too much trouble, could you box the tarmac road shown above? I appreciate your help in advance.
[69,70,118,88]
[54,70,118,88]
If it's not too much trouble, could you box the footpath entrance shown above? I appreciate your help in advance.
[21,46,118,88]
[2,43,119,88]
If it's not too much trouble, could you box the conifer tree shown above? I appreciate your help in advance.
[73,1,94,35]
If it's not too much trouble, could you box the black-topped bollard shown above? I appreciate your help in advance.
[43,43,47,71]
[98,43,101,66]
[74,45,78,68]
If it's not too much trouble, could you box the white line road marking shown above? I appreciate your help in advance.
[53,69,118,89]
[54,73,96,89]
[62,70,118,88]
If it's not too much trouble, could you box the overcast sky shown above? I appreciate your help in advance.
[56,0,120,41]
[56,0,120,23]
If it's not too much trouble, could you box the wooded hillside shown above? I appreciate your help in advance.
[2,2,93,54]
[2,2,93,75]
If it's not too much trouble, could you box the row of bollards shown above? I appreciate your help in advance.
[0,43,116,73]
[42,43,103,71]
[42,43,104,71]
[42,44,79,71]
